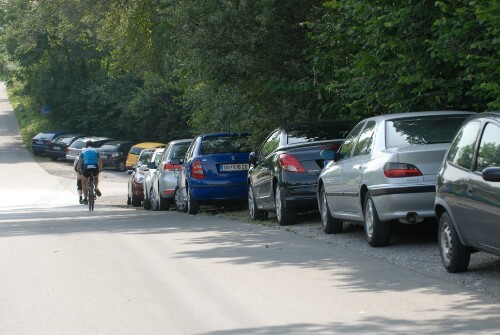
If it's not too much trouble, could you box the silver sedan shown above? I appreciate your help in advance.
[317,111,474,247]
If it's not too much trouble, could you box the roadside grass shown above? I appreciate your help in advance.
[7,81,51,147]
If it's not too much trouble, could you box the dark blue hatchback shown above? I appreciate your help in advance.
[31,130,68,155]
[176,132,251,214]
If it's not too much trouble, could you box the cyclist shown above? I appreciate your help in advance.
[77,140,103,204]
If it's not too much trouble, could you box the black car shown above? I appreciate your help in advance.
[46,134,85,161]
[98,140,134,171]
[435,112,500,272]
[247,121,356,225]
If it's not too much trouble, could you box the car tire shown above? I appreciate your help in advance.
[438,211,471,273]
[275,185,295,225]
[150,187,159,211]
[117,161,126,171]
[187,186,199,215]
[131,192,141,207]
[159,196,171,211]
[364,193,391,247]
[319,185,343,234]
[175,187,188,213]
[143,193,151,210]
[127,194,131,206]
[248,184,267,221]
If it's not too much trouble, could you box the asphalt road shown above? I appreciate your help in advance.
[1,83,500,335]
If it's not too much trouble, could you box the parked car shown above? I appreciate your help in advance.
[148,139,193,211]
[317,111,474,247]
[247,121,356,225]
[127,148,156,207]
[98,140,134,171]
[126,142,166,170]
[435,112,500,272]
[174,132,251,214]
[66,136,114,161]
[46,133,85,161]
[31,130,68,155]
[142,148,165,210]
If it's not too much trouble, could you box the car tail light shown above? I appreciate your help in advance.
[163,163,182,171]
[383,162,423,178]
[279,154,305,173]
[191,160,205,179]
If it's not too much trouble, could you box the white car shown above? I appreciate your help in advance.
[149,139,192,211]
[142,148,165,210]
[317,111,474,247]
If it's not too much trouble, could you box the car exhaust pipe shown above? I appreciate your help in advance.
[399,212,423,224]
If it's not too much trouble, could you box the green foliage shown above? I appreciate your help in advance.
[0,0,499,149]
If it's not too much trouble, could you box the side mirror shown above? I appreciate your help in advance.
[249,152,258,165]
[482,167,500,182]
[147,162,156,169]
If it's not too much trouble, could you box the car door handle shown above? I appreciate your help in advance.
[467,186,474,194]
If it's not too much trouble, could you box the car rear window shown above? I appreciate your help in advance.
[200,135,251,155]
[286,123,354,144]
[385,115,470,148]
[55,137,74,144]
[168,143,191,160]
[99,144,118,151]
[130,147,144,155]
[138,151,154,165]
[69,140,86,149]
[34,133,55,140]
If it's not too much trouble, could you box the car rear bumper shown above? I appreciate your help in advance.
[282,183,318,208]
[191,183,248,201]
[159,173,179,199]
[102,157,120,167]
[46,150,66,159]
[370,184,436,222]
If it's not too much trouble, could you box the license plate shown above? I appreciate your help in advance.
[53,146,60,150]
[37,140,44,144]
[101,155,107,159]
[221,163,249,172]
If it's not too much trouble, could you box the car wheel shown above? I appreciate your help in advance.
[438,211,471,273]
[159,195,171,211]
[149,186,158,211]
[275,184,295,225]
[187,186,199,215]
[117,161,126,171]
[131,192,141,207]
[248,184,267,220]
[127,194,131,206]
[175,187,188,213]
[143,192,151,210]
[364,193,391,247]
[319,185,343,234]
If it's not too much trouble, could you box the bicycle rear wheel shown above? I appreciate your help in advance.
[88,176,95,211]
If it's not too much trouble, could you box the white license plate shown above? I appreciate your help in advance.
[37,140,44,144]
[101,155,107,159]
[53,146,60,150]
[221,163,249,172]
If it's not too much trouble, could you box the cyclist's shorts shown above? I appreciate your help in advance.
[82,164,99,177]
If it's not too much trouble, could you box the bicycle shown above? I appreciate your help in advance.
[87,173,96,211]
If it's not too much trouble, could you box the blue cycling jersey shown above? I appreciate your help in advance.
[80,147,100,165]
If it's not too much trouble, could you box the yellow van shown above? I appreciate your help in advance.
[126,142,166,170]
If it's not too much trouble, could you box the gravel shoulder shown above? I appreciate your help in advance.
[36,155,500,300]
